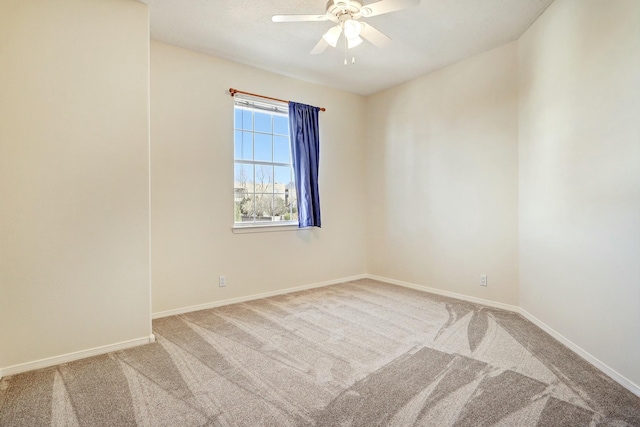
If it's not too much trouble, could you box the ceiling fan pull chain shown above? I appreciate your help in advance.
[344,33,348,66]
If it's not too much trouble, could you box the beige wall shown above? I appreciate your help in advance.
[150,42,367,314]
[365,42,520,306]
[519,0,640,387]
[2,0,638,394]
[0,0,151,370]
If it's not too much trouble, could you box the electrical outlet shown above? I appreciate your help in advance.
[219,276,226,287]
[480,274,487,287]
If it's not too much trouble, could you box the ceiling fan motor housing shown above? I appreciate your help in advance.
[327,0,364,19]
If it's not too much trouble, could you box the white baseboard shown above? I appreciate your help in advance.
[152,274,369,319]
[366,274,520,313]
[4,274,638,400]
[518,308,640,398]
[0,335,155,380]
[366,274,640,398]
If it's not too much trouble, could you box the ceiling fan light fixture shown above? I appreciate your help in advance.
[347,36,363,49]
[343,19,362,40]
[273,0,418,60]
[322,25,342,47]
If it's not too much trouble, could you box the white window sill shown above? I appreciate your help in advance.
[232,222,303,234]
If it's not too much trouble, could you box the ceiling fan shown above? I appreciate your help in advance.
[272,0,420,59]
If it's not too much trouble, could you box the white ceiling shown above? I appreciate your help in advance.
[141,0,554,96]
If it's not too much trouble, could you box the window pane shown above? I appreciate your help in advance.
[235,162,254,192]
[254,194,272,221]
[235,198,249,222]
[274,115,288,135]
[254,133,272,162]
[236,194,255,222]
[254,165,273,194]
[242,109,253,130]
[274,166,291,187]
[234,108,243,129]
[273,136,290,163]
[273,194,287,220]
[254,112,272,134]
[234,131,253,160]
[243,132,254,160]
[234,130,242,159]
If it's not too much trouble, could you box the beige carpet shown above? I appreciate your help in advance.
[1,279,639,426]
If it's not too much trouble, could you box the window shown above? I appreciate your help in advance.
[233,96,297,227]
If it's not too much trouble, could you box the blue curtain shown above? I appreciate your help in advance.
[289,102,321,228]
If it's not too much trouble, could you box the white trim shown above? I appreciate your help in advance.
[0,335,156,379]
[152,274,368,319]
[4,274,638,399]
[232,223,301,234]
[518,308,640,398]
[366,274,520,313]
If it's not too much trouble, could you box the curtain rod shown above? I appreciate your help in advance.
[229,88,326,112]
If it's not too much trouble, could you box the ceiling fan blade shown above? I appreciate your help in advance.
[272,14,328,23]
[360,23,392,48]
[311,38,329,55]
[360,0,420,17]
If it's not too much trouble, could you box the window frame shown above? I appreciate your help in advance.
[232,95,298,230]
